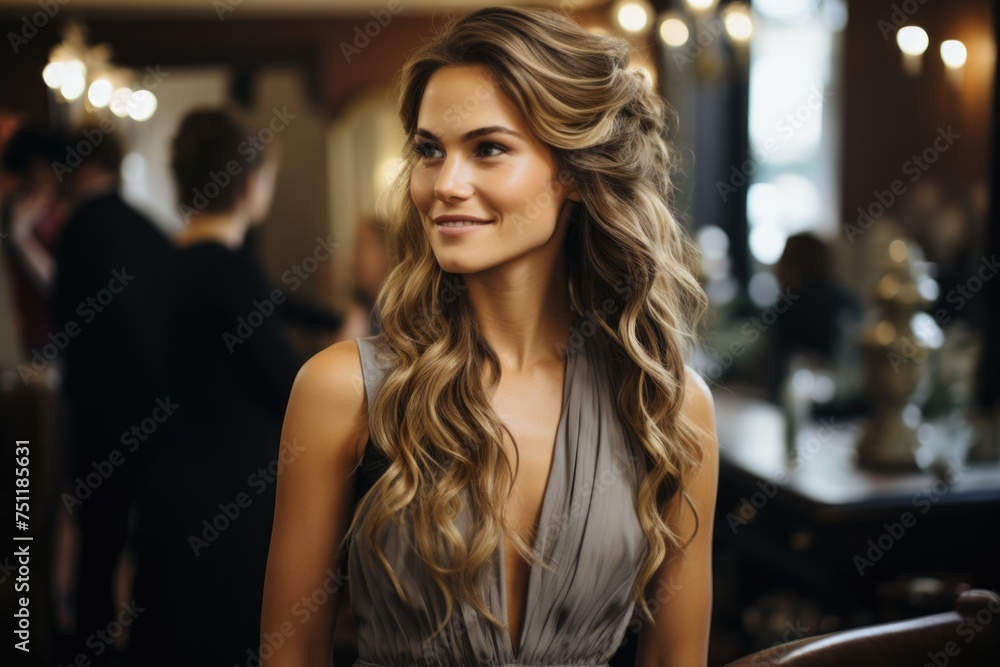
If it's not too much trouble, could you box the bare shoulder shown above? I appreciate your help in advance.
[681,365,714,418]
[296,339,366,398]
[284,339,369,468]
[681,364,718,457]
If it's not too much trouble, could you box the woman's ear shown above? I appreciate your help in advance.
[557,167,581,203]
[564,178,582,203]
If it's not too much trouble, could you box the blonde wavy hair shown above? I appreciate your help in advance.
[341,5,709,642]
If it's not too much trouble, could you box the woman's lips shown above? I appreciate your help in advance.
[433,215,494,236]
[437,220,489,227]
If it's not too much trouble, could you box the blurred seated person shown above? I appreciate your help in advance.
[335,215,389,340]
[125,107,334,667]
[771,232,862,404]
[49,125,173,667]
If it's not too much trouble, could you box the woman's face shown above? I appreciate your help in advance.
[409,64,579,275]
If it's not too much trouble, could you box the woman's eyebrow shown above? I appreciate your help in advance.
[413,126,524,142]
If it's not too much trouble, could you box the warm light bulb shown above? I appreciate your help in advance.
[889,239,909,262]
[88,79,114,107]
[59,59,86,100]
[896,26,929,56]
[42,62,65,89]
[127,90,158,121]
[686,0,717,11]
[659,15,689,47]
[61,75,86,100]
[723,4,753,42]
[940,39,967,68]
[110,87,133,117]
[614,1,651,34]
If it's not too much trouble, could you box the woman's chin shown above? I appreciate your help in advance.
[433,254,499,276]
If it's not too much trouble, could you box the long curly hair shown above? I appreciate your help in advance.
[341,5,709,641]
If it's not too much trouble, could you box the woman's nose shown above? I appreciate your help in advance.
[433,155,474,202]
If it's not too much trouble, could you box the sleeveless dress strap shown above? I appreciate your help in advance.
[353,337,391,509]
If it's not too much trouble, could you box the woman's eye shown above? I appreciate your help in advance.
[412,142,442,159]
[476,142,506,158]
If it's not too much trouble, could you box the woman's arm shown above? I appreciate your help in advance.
[261,339,368,667]
[634,367,720,667]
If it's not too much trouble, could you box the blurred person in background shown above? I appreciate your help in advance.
[125,107,337,667]
[0,109,29,370]
[50,125,174,667]
[771,232,863,404]
[335,215,389,340]
[0,123,69,357]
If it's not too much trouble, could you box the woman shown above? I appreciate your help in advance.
[262,7,719,666]
[126,108,307,667]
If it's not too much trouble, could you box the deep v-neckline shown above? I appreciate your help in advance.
[497,335,579,661]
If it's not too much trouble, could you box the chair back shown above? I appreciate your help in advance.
[725,589,1000,667]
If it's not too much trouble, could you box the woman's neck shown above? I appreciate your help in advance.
[176,211,248,250]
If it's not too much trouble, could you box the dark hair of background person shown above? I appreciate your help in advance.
[64,124,124,176]
[0,124,64,177]
[777,232,831,289]
[169,107,266,213]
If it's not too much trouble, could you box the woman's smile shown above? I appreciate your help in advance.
[433,213,496,236]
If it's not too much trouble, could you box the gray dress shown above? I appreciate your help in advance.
[350,323,649,667]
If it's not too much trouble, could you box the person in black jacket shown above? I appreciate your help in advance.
[125,107,340,667]
[50,126,174,667]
